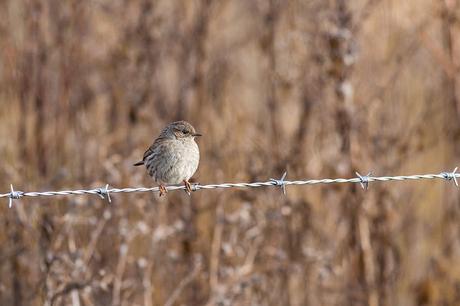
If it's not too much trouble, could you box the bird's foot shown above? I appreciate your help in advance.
[159,184,168,196]
[183,180,192,195]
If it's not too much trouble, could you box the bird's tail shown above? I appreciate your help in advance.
[133,161,144,166]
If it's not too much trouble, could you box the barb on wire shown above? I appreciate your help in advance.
[270,171,287,195]
[97,184,112,203]
[355,171,372,190]
[1,168,459,207]
[190,183,200,192]
[8,184,23,208]
[441,167,458,187]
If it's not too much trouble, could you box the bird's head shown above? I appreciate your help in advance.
[162,121,202,141]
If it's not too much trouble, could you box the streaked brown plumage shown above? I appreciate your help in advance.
[134,121,201,196]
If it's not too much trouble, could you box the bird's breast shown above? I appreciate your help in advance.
[153,139,199,184]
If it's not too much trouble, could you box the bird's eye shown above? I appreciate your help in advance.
[183,130,189,134]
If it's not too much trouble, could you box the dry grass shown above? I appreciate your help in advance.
[0,0,460,305]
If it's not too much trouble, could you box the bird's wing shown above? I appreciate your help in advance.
[143,136,169,161]
[142,145,155,161]
[143,140,178,180]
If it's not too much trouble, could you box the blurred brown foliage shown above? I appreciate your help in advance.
[1,0,460,305]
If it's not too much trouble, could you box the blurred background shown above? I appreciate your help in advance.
[1,0,460,305]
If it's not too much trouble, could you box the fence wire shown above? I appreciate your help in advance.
[1,168,458,208]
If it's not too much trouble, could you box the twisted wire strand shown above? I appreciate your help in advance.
[0,168,458,206]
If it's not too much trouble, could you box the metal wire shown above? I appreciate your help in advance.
[1,167,458,207]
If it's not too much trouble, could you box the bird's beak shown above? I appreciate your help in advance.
[192,133,202,137]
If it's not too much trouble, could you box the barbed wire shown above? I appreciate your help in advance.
[1,167,458,208]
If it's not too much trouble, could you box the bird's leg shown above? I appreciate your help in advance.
[159,184,168,196]
[183,180,192,195]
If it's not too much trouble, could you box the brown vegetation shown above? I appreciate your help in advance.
[1,0,460,305]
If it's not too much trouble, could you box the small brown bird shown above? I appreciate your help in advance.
[134,121,201,196]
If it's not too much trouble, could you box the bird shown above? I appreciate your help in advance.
[134,121,201,196]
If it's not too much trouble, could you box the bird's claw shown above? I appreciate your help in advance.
[159,185,168,196]
[184,180,192,195]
